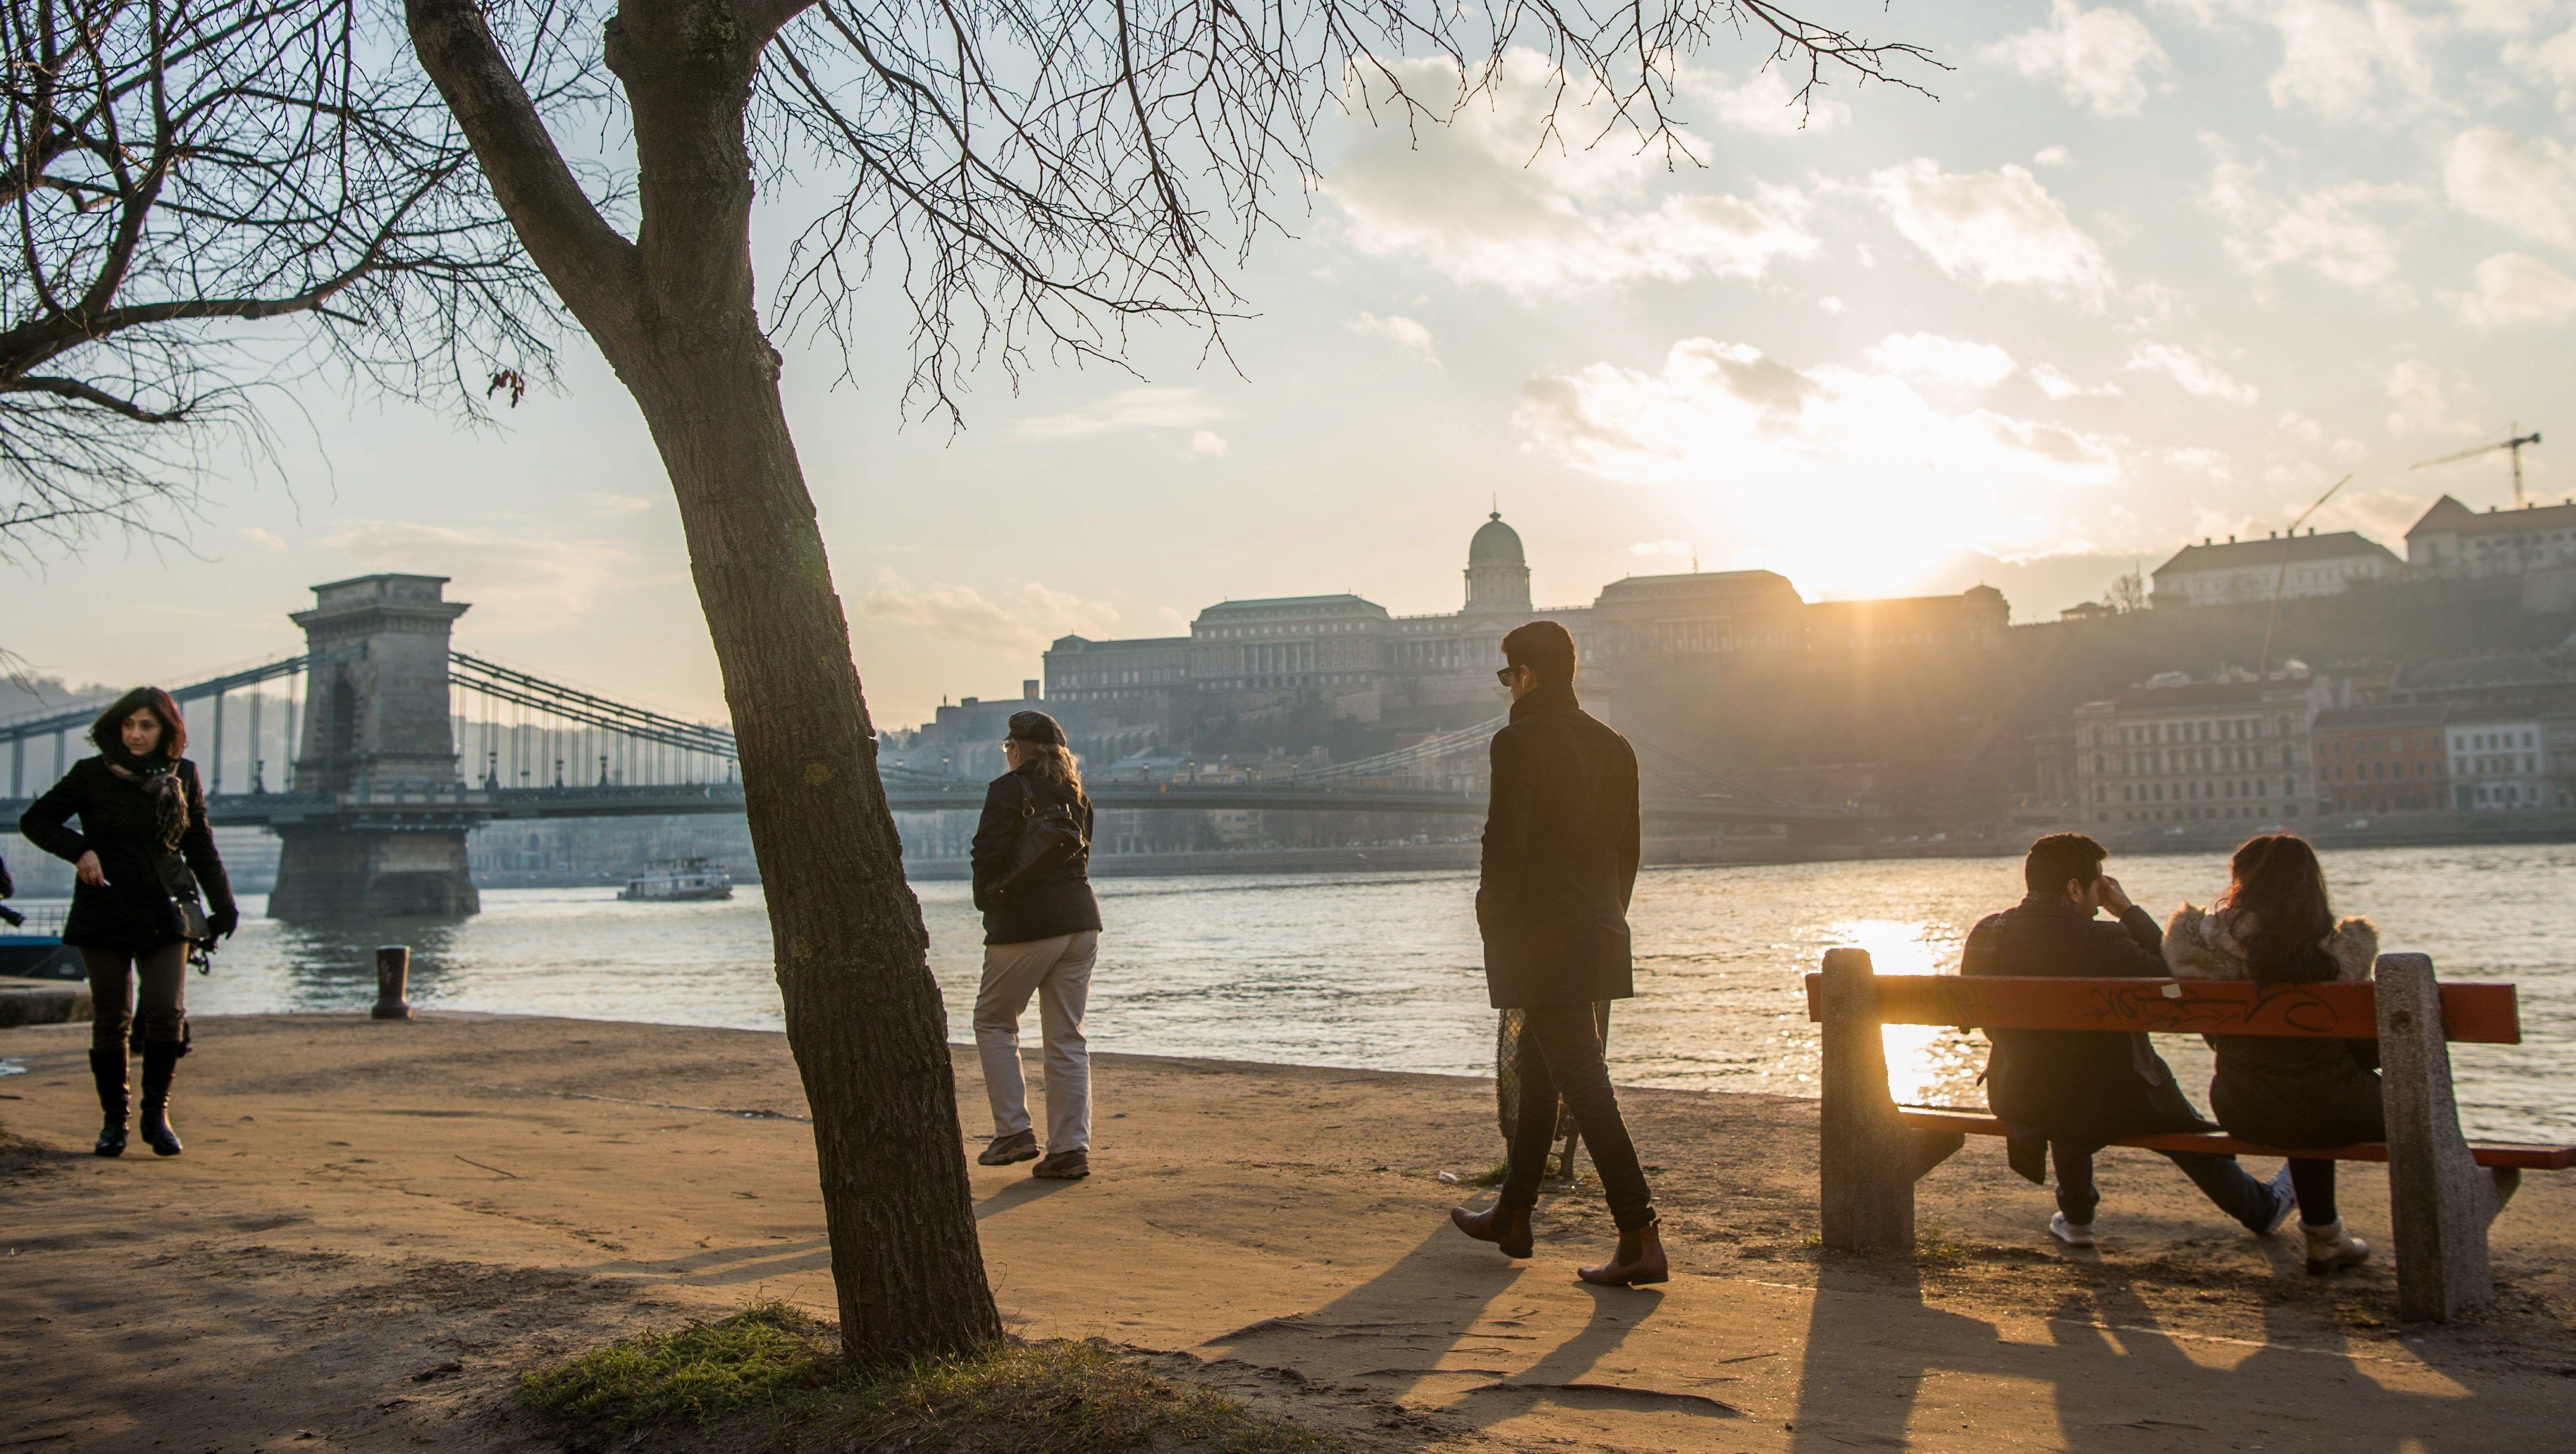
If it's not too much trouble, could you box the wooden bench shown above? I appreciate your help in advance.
[1803,949,2575,1322]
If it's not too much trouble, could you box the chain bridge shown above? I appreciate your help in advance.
[2,575,1864,920]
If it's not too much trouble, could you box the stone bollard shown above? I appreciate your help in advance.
[372,945,413,1021]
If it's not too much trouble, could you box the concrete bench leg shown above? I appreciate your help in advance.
[1818,949,1966,1253]
[2376,952,2514,1322]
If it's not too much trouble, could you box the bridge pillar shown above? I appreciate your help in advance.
[267,575,480,921]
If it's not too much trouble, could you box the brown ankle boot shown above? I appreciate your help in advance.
[1450,1203,1534,1259]
[1578,1223,1668,1287]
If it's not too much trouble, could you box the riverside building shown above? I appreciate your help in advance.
[1044,510,2010,723]
[2071,666,2339,829]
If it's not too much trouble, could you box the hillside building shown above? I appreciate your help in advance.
[2406,495,2576,579]
[2151,530,2403,607]
[2313,704,2451,816]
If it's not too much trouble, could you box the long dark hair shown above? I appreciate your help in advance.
[90,686,187,760]
[2216,834,2337,985]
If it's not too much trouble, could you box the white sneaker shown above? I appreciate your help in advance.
[2048,1212,2097,1248]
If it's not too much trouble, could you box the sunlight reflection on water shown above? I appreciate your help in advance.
[75,842,2576,1141]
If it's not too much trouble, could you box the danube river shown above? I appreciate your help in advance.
[42,844,2576,1141]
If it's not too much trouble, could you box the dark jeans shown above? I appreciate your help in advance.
[1498,1003,1655,1231]
[2288,1159,2338,1227]
[83,943,188,1051]
[2050,1141,2274,1228]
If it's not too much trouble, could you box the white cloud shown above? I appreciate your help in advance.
[2444,127,2576,250]
[1329,53,1820,295]
[320,520,637,629]
[858,570,1118,655]
[2278,410,2327,445]
[1188,430,1230,458]
[2452,251,2576,326]
[1860,159,2117,305]
[1865,332,2019,391]
[2159,1,2439,119]
[1514,338,2123,593]
[583,491,654,515]
[1628,539,1692,558]
[1983,1,2171,118]
[1347,311,1439,363]
[2506,22,2576,110]
[1688,66,1850,135]
[2204,143,2415,291]
[2031,365,2124,400]
[2263,0,2438,120]
[236,526,286,552]
[2127,343,2262,405]
[2455,0,2557,36]
[2384,359,2474,436]
[2034,146,2073,168]
[1017,387,1224,438]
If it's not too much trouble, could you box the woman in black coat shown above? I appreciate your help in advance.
[966,710,1101,1181]
[2165,833,2381,1275]
[20,687,236,1157]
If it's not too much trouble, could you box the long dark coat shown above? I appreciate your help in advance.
[1962,891,2213,1145]
[969,763,1102,946]
[1476,683,1642,1010]
[20,755,234,953]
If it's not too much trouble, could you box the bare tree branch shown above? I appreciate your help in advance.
[0,0,572,560]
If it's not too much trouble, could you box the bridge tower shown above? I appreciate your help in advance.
[267,575,480,921]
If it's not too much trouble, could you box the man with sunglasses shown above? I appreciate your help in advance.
[1448,621,1664,1285]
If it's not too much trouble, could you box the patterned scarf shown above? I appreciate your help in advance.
[104,749,189,851]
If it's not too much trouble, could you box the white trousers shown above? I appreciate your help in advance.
[974,931,1098,1153]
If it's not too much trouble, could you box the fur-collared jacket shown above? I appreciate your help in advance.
[2161,904,2387,1150]
[2161,904,2379,984]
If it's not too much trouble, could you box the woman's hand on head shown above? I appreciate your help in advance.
[75,851,106,887]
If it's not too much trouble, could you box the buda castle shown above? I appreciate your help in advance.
[1042,511,2009,724]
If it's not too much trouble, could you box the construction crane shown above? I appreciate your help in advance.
[2412,427,2543,508]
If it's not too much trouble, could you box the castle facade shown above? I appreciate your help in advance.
[1042,512,2010,724]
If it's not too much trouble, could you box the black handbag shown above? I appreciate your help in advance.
[152,848,211,946]
[994,782,1088,898]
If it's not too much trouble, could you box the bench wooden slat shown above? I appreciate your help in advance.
[1895,1107,2576,1171]
[1799,972,2521,1044]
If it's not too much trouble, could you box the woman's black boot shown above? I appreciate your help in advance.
[89,1048,129,1157]
[137,1041,183,1157]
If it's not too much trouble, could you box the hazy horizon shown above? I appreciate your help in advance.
[4,0,2567,729]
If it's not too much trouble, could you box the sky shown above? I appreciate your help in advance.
[5,0,2572,728]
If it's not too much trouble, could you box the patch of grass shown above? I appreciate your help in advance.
[520,1302,1339,1452]
[1460,1160,1509,1188]
[520,1300,838,1430]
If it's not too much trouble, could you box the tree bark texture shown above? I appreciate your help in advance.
[406,0,1002,1360]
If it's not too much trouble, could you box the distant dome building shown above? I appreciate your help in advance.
[1464,510,1533,613]
[1039,504,2009,724]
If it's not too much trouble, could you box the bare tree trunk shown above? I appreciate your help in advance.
[406,0,1002,1360]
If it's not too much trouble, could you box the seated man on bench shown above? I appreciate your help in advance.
[1964,833,2297,1247]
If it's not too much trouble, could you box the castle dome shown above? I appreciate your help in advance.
[1469,511,1525,566]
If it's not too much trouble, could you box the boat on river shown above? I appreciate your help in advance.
[0,904,82,979]
[618,858,735,902]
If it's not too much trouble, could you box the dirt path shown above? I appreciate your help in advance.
[4,1014,2572,1452]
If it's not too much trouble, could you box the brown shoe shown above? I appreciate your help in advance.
[1449,1203,1534,1259]
[1578,1223,1668,1287]
[1031,1149,1089,1180]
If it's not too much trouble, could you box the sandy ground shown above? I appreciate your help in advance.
[3,1014,2573,1453]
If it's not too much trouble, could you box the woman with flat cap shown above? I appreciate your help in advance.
[967,709,1102,1180]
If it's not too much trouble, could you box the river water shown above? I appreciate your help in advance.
[40,845,2576,1141]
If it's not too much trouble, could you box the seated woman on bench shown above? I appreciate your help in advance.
[2167,833,2380,1275]
[1965,833,2298,1248]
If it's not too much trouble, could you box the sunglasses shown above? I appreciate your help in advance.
[1495,666,1523,686]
